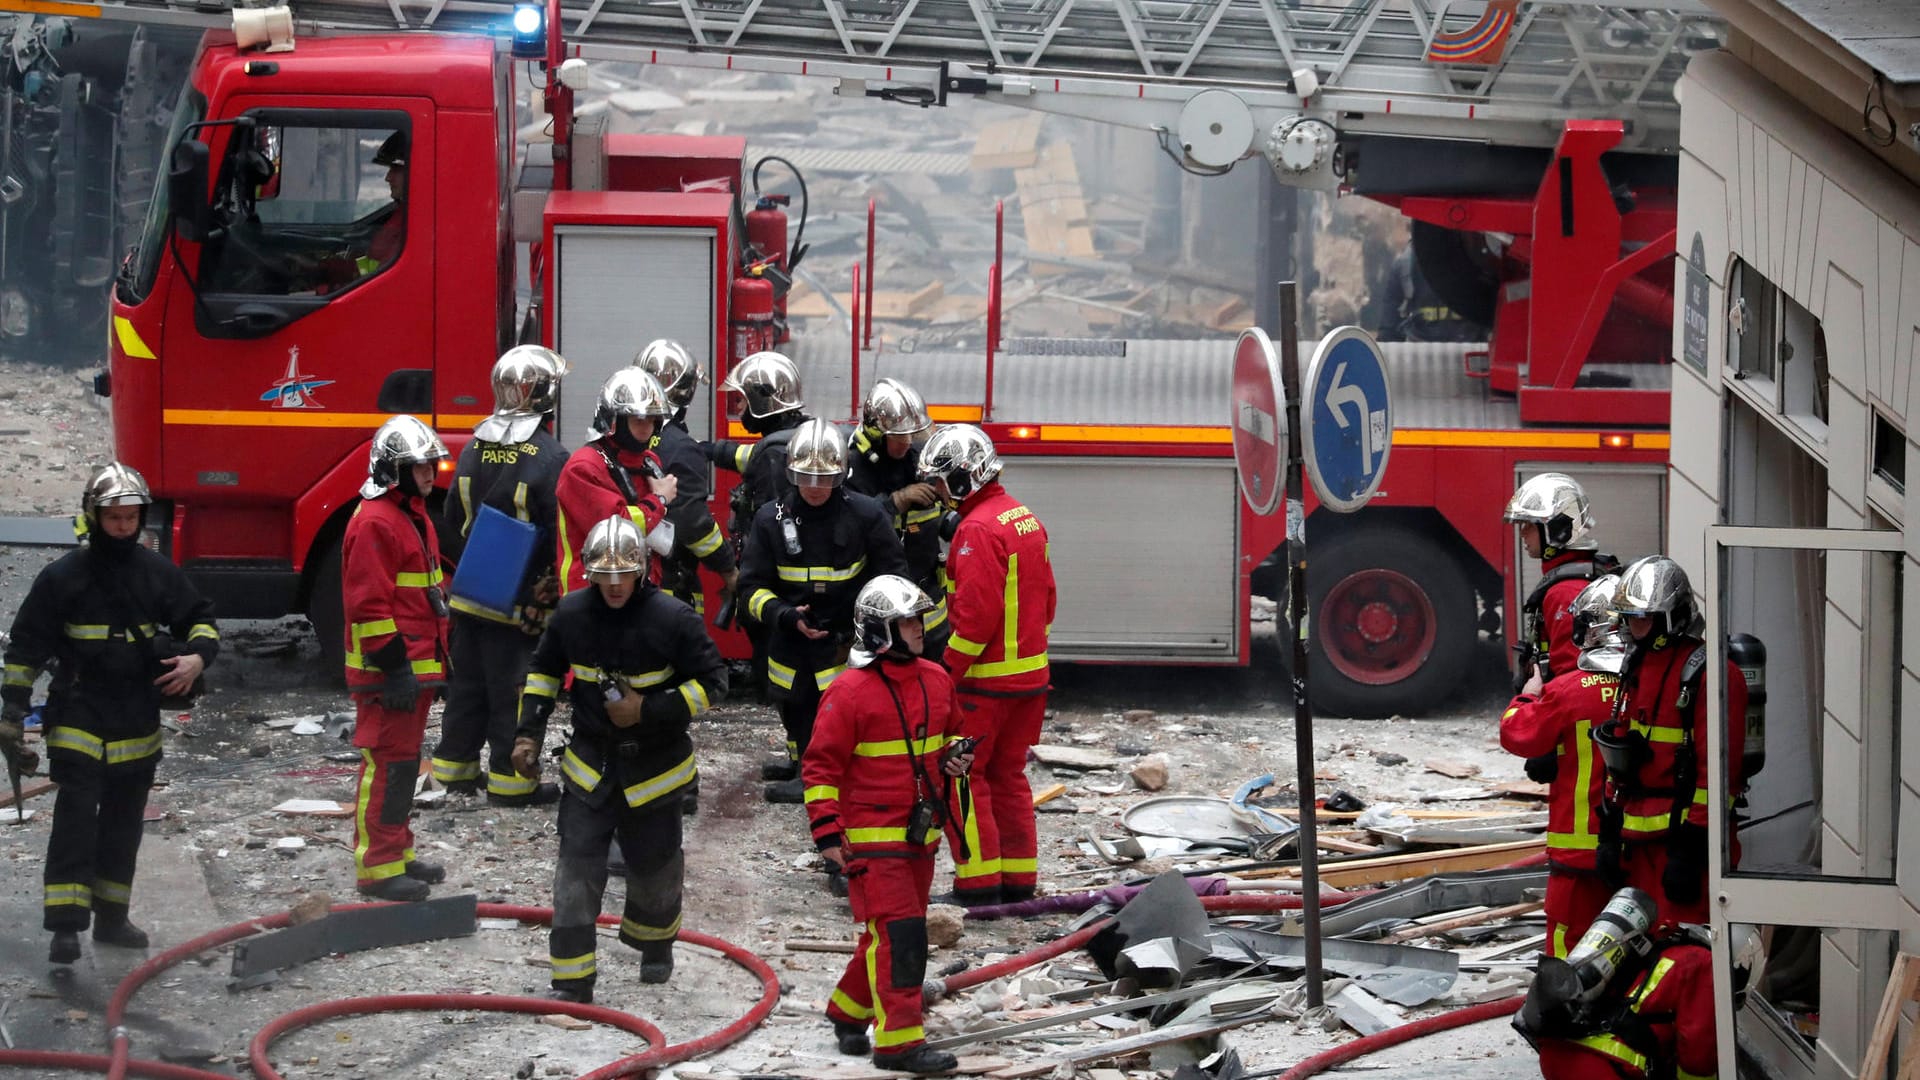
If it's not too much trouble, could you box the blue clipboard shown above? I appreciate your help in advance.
[448,504,538,619]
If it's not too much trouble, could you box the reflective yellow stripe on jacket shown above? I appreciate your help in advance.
[776,557,868,584]
[963,550,1047,679]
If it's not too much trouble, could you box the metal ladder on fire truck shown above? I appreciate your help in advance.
[34,0,1717,181]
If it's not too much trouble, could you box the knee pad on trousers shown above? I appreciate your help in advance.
[381,758,419,826]
[552,857,608,928]
[886,917,928,989]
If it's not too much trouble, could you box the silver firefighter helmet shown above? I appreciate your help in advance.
[720,351,803,420]
[862,378,932,438]
[1504,472,1597,551]
[588,368,672,442]
[916,423,1001,501]
[82,462,152,522]
[361,415,449,500]
[1568,573,1623,652]
[582,514,649,581]
[1611,555,1697,641]
[849,574,936,667]
[786,418,849,488]
[633,338,704,411]
[476,345,569,444]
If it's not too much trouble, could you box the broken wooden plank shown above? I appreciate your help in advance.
[971,113,1044,170]
[1253,839,1546,887]
[1424,759,1482,779]
[1380,901,1545,944]
[541,1013,594,1031]
[1317,836,1383,856]
[786,938,858,954]
[0,777,53,809]
[1032,782,1068,807]
[928,976,1276,1051]
[1013,143,1097,273]
[985,1013,1270,1077]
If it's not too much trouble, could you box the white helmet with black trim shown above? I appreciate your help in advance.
[849,574,936,668]
[582,515,648,581]
[1504,472,1597,552]
[360,415,449,500]
[476,345,569,444]
[787,418,849,489]
[633,338,704,412]
[862,378,932,438]
[916,423,1001,502]
[588,368,672,443]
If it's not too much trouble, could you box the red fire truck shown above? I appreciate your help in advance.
[97,0,1706,716]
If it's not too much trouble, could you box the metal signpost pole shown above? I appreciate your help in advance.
[1277,280,1324,1008]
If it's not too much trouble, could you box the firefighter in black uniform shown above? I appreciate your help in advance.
[708,350,812,765]
[740,418,908,811]
[633,339,739,620]
[433,345,568,806]
[1376,244,1488,343]
[2,463,219,964]
[846,378,948,661]
[511,514,726,1002]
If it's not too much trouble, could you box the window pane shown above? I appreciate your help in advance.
[200,123,406,296]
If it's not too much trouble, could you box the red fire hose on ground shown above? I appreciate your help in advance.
[0,901,779,1080]
[1273,996,1527,1080]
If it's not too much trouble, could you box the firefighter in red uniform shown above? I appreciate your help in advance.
[555,369,676,595]
[3,463,218,963]
[1503,473,1617,783]
[1500,575,1624,957]
[342,416,452,901]
[1518,887,1761,1080]
[1597,556,1747,927]
[806,575,974,1074]
[917,424,1056,905]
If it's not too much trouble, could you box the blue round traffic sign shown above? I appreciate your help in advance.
[1302,327,1392,513]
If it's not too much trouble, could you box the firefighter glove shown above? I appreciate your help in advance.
[511,737,542,779]
[892,483,938,512]
[379,668,421,711]
[1524,753,1559,785]
[1662,823,1709,906]
[605,691,644,729]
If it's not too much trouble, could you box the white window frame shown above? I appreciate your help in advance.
[1705,523,1910,1079]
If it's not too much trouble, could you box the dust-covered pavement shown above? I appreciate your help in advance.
[0,364,1541,1078]
[0,570,1541,1078]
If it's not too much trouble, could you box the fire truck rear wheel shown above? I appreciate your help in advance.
[1306,528,1475,719]
[307,537,346,674]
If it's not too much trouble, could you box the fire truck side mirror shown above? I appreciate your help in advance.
[168,140,214,244]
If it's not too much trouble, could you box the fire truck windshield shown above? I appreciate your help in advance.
[120,87,205,306]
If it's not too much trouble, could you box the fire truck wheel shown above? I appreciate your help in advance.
[307,537,346,674]
[1306,528,1475,718]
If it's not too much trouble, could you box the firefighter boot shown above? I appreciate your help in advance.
[640,940,674,984]
[488,782,561,808]
[832,1021,871,1056]
[761,758,798,782]
[764,778,806,804]
[406,858,447,884]
[48,931,80,965]
[545,985,593,1005]
[1001,885,1037,903]
[931,887,1001,908]
[358,875,431,902]
[872,1046,958,1074]
[93,918,151,949]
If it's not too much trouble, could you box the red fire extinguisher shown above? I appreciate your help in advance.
[731,268,775,363]
[748,156,809,345]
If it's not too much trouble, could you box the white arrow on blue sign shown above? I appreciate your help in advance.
[1302,327,1393,514]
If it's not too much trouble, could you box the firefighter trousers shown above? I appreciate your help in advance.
[549,789,684,993]
[945,691,1046,895]
[43,748,156,932]
[352,695,432,887]
[432,615,538,798]
[1620,841,1710,927]
[826,852,936,1053]
[1545,865,1614,958]
[1536,1040,1641,1080]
